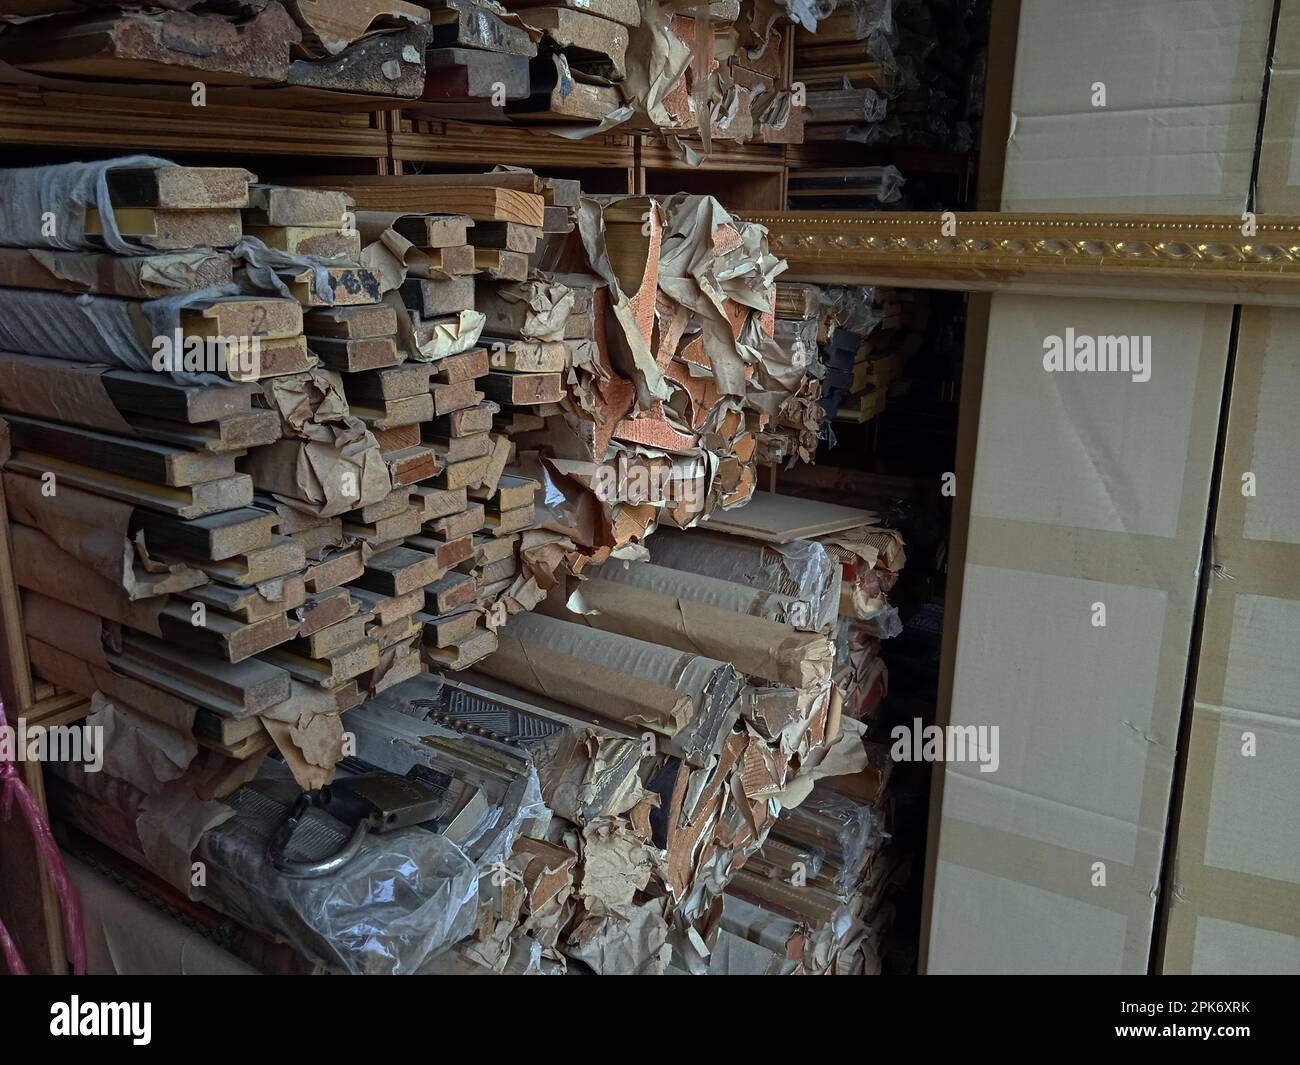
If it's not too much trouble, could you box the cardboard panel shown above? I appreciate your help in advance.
[971,297,1205,537]
[1160,307,1300,973]
[1242,340,1300,543]
[1190,917,1300,975]
[927,295,1229,974]
[944,566,1169,863]
[1002,0,1273,213]
[1258,5,1300,211]
[931,863,1129,975]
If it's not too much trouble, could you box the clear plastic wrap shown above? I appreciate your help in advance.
[645,526,842,633]
[345,674,551,870]
[779,785,887,893]
[0,154,179,254]
[47,758,482,974]
[198,770,480,976]
[819,285,881,336]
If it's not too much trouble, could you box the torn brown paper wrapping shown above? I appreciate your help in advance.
[533,727,647,825]
[477,279,575,342]
[22,591,115,669]
[4,469,207,601]
[86,693,198,796]
[11,524,166,637]
[476,609,735,738]
[0,356,137,436]
[558,571,833,688]
[246,435,392,518]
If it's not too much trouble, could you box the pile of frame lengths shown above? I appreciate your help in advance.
[2,155,911,976]
[0,1,807,154]
[0,156,545,792]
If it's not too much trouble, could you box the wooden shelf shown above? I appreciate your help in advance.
[393,116,637,171]
[0,87,389,160]
[787,142,976,176]
[0,88,794,203]
[638,137,786,173]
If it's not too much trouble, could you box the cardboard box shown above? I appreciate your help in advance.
[924,0,1284,975]
[1258,5,1300,211]
[1158,307,1300,973]
[924,294,1230,973]
[1001,0,1274,213]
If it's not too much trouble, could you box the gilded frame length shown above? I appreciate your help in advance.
[740,212,1300,306]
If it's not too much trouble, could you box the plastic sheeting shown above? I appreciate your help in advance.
[200,772,479,976]
[347,675,551,871]
[646,526,842,633]
[0,154,181,255]
[785,786,886,893]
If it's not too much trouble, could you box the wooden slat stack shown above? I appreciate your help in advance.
[793,0,984,152]
[629,491,909,973]
[0,1,435,109]
[429,190,789,577]
[814,285,928,425]
[0,158,554,793]
[0,2,810,154]
[0,0,439,109]
[723,767,911,974]
[785,165,906,210]
[440,517,866,972]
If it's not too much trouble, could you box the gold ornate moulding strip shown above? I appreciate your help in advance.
[740,212,1300,306]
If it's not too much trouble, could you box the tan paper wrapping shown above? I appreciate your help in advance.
[0,355,136,435]
[477,610,733,735]
[22,592,113,668]
[558,572,833,688]
[5,469,207,600]
[86,693,199,796]
[11,524,165,636]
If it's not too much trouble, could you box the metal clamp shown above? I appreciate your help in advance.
[267,792,368,879]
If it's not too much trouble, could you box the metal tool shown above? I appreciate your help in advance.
[266,769,451,879]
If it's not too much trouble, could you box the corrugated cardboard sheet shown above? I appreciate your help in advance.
[1159,307,1300,974]
[1259,5,1300,211]
[1002,0,1274,213]
[926,0,1282,975]
[926,295,1229,973]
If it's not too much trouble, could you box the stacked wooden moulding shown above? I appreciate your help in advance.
[0,0,804,153]
[0,158,546,786]
[432,488,909,973]
[814,285,930,425]
[298,172,833,585]
[794,0,986,152]
[755,280,829,467]
[675,491,907,974]
[0,154,921,974]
